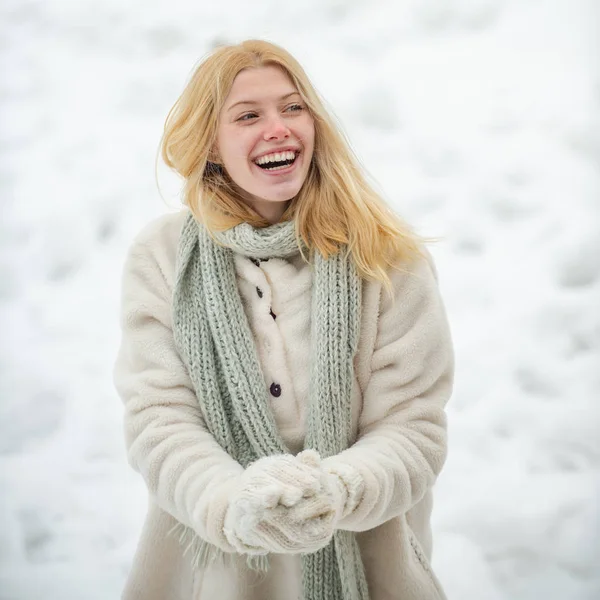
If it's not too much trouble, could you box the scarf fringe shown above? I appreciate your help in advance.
[167,522,270,573]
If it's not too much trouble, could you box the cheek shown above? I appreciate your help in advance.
[217,128,247,166]
[225,137,255,168]
[303,120,316,152]
[303,129,315,163]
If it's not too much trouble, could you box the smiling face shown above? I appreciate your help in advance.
[216,65,315,222]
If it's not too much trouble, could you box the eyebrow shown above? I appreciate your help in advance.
[226,91,301,112]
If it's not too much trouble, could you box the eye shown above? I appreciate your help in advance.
[285,103,304,113]
[237,112,258,122]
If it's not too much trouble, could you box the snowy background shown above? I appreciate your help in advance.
[1,0,598,598]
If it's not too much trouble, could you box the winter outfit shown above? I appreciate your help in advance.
[113,209,454,600]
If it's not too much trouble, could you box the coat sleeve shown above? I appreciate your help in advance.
[323,253,454,532]
[113,231,244,552]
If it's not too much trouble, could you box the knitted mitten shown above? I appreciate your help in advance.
[257,456,365,527]
[231,488,338,554]
[238,462,364,554]
[225,452,365,555]
[223,450,324,554]
[320,458,365,521]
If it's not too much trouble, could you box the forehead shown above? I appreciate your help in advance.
[225,66,298,103]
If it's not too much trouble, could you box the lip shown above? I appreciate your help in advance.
[252,146,301,162]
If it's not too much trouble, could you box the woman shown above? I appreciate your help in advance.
[113,39,454,600]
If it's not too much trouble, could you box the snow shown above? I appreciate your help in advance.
[1,0,598,598]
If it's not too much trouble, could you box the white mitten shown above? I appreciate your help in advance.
[262,456,365,527]
[235,489,338,554]
[320,458,365,521]
[224,450,323,554]
[239,465,359,554]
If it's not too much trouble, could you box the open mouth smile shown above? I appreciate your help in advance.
[253,150,299,172]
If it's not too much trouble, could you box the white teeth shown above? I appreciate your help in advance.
[255,151,297,165]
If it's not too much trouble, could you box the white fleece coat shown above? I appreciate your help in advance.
[113,209,454,600]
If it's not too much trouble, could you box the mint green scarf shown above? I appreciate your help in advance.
[171,212,369,600]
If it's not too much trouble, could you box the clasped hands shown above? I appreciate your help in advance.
[223,450,359,556]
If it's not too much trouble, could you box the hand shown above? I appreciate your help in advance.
[223,450,324,554]
[233,483,339,554]
[320,457,365,521]
[224,451,364,555]
[268,458,365,527]
[247,466,351,554]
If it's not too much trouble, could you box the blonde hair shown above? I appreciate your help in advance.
[160,39,427,290]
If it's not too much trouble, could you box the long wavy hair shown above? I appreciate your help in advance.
[160,39,426,288]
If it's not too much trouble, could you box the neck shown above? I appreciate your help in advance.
[245,197,291,224]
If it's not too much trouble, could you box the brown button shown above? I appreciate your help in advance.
[269,383,281,397]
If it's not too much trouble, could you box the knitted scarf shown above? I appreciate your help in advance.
[171,212,369,600]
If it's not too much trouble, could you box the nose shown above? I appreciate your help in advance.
[263,114,290,141]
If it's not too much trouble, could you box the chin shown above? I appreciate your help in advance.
[256,185,303,203]
[266,191,299,203]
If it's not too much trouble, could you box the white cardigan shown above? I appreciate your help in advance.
[113,209,454,600]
